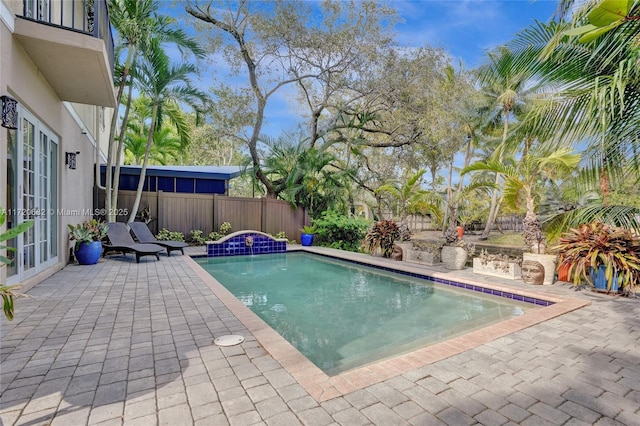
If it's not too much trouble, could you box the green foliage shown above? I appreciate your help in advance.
[274,231,287,239]
[220,222,232,234]
[1,210,33,265]
[156,228,185,242]
[189,230,206,245]
[561,0,631,43]
[262,139,354,219]
[208,222,232,241]
[312,211,370,252]
[301,225,315,234]
[552,222,640,294]
[362,220,402,258]
[1,208,34,321]
[376,169,440,222]
[68,219,108,249]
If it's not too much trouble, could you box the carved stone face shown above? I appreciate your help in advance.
[391,244,403,261]
[521,260,545,285]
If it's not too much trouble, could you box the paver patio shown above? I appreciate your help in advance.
[1,247,639,425]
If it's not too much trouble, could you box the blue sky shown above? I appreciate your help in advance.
[395,0,558,67]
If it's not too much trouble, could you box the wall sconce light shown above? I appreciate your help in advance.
[1,95,18,129]
[65,151,80,169]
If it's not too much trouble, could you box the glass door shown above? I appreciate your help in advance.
[6,108,58,284]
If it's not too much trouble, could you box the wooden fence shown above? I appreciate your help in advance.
[96,189,307,241]
[378,209,435,232]
[468,215,525,232]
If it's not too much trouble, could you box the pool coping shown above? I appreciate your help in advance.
[184,247,590,402]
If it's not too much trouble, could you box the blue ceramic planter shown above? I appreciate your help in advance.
[75,241,103,265]
[590,265,619,292]
[300,233,314,247]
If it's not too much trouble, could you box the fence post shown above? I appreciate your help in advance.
[213,194,219,232]
[157,191,163,233]
[261,198,268,233]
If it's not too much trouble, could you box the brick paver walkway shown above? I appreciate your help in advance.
[1,249,639,425]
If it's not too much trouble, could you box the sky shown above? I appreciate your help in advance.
[394,0,558,67]
[166,0,560,137]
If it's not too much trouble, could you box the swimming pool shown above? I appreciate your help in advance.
[195,252,536,375]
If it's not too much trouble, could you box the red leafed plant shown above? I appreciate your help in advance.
[362,220,401,258]
[552,222,640,295]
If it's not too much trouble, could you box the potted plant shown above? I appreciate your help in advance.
[552,222,640,294]
[68,219,108,265]
[473,249,522,279]
[362,220,401,258]
[1,208,33,320]
[441,229,475,270]
[300,225,315,247]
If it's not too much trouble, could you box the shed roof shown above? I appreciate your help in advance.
[100,164,246,180]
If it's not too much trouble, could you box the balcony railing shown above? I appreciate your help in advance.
[20,0,114,73]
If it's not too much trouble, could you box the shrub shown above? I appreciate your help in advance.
[208,222,232,241]
[1,208,33,320]
[312,211,370,252]
[362,220,401,258]
[189,230,206,245]
[156,228,185,242]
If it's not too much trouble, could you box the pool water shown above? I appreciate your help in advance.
[196,252,534,375]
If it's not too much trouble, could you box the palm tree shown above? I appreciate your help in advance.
[375,169,441,224]
[261,136,354,218]
[475,46,539,239]
[462,144,581,253]
[106,0,204,221]
[124,97,187,165]
[126,42,207,224]
[124,126,182,166]
[504,7,640,232]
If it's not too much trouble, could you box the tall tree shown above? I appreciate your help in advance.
[185,0,401,197]
[474,46,539,239]
[107,0,204,221]
[126,43,207,224]
[462,144,581,253]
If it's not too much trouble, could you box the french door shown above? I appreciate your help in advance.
[6,108,58,285]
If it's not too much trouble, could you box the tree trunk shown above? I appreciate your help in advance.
[106,46,134,221]
[522,189,545,253]
[110,80,135,222]
[128,104,158,225]
[442,159,454,236]
[450,133,474,232]
[481,109,509,239]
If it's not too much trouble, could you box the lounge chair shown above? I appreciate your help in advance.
[103,222,163,263]
[129,222,188,256]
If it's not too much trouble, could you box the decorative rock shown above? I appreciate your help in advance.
[472,258,521,279]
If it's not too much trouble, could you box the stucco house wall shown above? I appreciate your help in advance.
[1,0,113,289]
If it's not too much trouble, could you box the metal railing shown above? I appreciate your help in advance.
[20,0,114,73]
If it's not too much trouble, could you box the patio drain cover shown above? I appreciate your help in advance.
[214,335,244,346]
